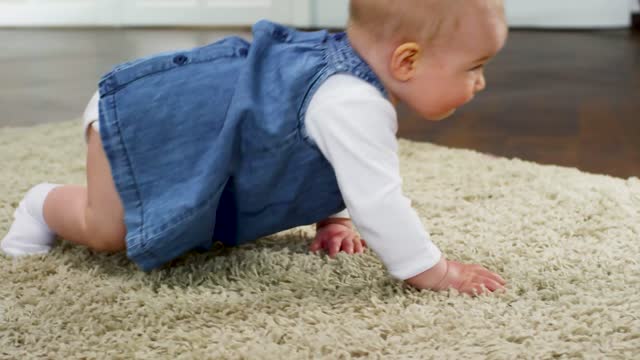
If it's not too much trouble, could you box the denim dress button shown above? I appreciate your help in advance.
[238,48,248,57]
[173,55,189,65]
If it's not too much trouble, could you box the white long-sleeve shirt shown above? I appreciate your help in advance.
[83,74,442,280]
[305,74,442,280]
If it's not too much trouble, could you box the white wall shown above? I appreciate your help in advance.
[0,0,297,27]
[632,0,640,13]
[0,0,118,26]
[0,0,635,27]
[312,0,347,28]
[312,0,633,28]
[505,0,631,28]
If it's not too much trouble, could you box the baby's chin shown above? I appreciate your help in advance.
[426,109,456,121]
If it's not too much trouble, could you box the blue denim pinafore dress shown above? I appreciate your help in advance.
[97,20,388,271]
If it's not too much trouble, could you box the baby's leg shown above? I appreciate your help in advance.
[43,128,126,252]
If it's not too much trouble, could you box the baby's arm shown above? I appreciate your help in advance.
[305,75,505,296]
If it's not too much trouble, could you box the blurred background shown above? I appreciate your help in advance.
[1,0,638,178]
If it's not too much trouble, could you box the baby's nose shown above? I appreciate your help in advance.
[475,74,486,93]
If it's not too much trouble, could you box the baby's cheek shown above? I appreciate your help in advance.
[436,98,463,114]
[450,88,474,108]
[414,92,463,120]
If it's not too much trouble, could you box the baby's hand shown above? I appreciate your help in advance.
[406,257,506,296]
[310,219,366,258]
[437,260,506,296]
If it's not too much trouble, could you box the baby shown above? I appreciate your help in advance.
[2,0,508,296]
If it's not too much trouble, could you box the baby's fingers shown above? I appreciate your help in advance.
[460,283,488,297]
[328,235,346,258]
[464,275,505,296]
[477,267,507,286]
[353,236,365,254]
[327,233,353,258]
[489,272,507,286]
[309,238,322,253]
[341,235,355,255]
[483,278,505,292]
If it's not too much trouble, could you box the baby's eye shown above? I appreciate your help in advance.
[469,64,484,71]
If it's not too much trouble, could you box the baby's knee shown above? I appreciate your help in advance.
[84,208,126,253]
[90,233,126,253]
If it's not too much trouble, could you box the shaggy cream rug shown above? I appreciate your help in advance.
[1,120,639,359]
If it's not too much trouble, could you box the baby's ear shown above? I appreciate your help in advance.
[389,42,421,82]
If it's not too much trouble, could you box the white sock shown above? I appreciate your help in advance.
[1,183,62,256]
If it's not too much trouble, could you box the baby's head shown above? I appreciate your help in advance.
[348,0,508,120]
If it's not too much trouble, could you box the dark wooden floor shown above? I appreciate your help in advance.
[1,28,638,178]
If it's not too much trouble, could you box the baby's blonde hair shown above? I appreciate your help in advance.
[349,0,501,46]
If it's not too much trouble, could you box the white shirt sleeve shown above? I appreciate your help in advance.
[305,74,442,280]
